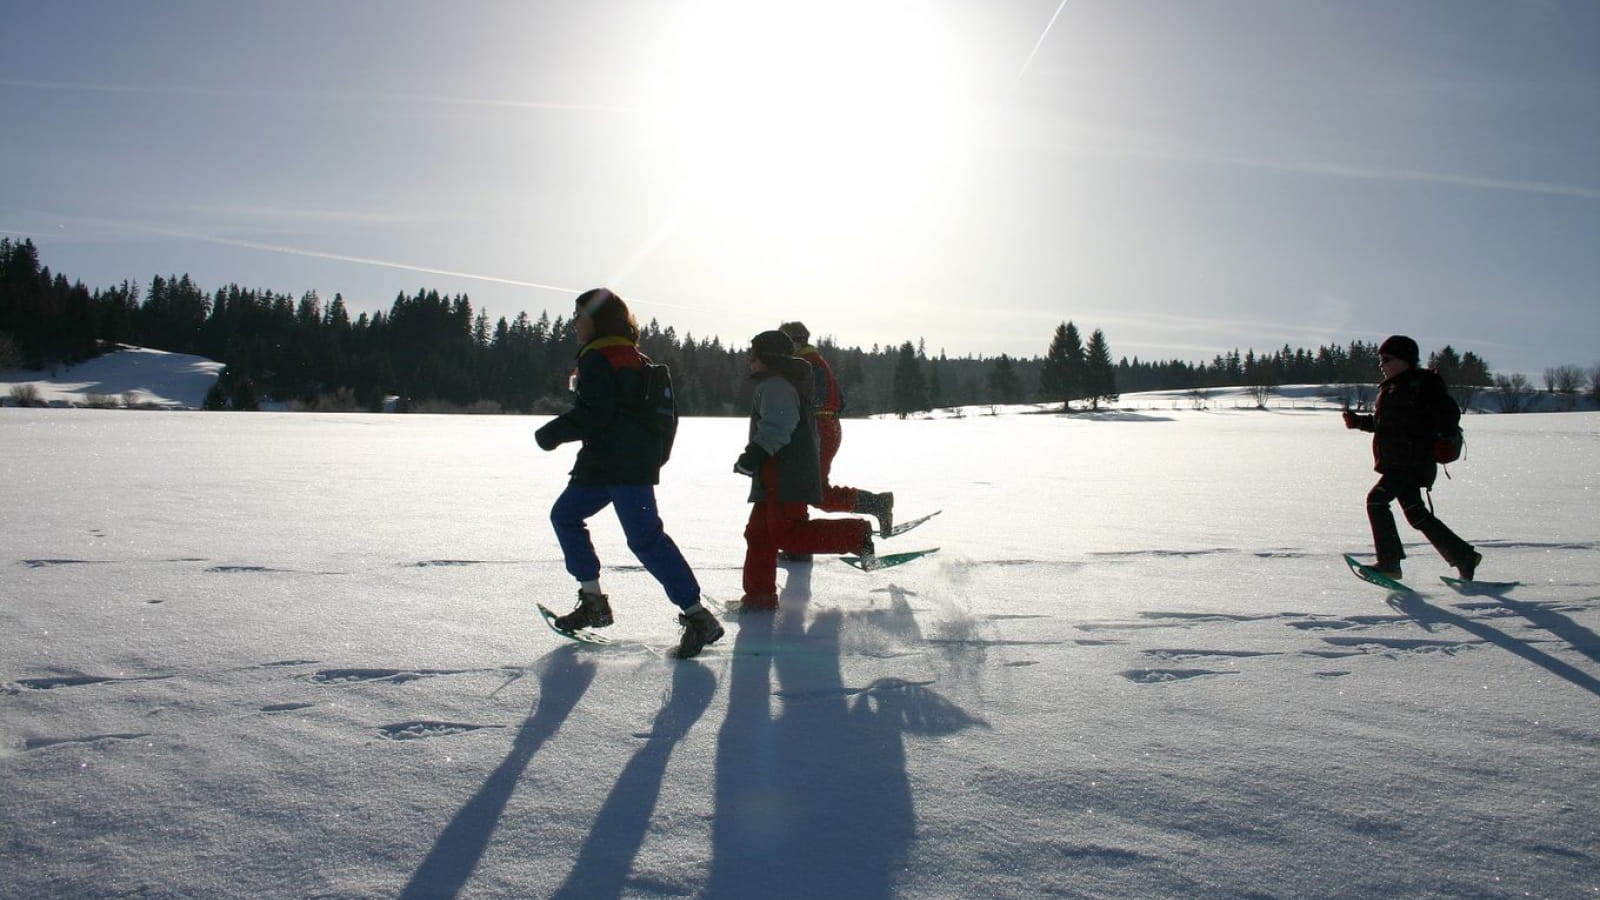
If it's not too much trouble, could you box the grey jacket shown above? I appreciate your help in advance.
[746,365,822,505]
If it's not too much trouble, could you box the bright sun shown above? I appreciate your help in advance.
[646,0,975,251]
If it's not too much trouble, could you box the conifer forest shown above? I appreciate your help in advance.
[1,237,1498,415]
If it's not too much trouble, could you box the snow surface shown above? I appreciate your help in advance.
[4,348,1600,898]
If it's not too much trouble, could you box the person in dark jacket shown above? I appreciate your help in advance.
[1343,335,1481,581]
[734,330,876,610]
[778,321,895,540]
[535,288,723,657]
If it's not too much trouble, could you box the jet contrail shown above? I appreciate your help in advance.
[0,78,632,114]
[1008,0,1070,102]
[177,231,579,294]
[179,230,719,314]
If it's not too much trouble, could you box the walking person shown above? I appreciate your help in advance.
[777,321,895,537]
[1343,335,1481,581]
[735,330,876,610]
[535,287,723,657]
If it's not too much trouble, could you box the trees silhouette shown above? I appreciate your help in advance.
[891,341,928,418]
[1,237,1520,414]
[1039,322,1084,410]
[1083,329,1117,410]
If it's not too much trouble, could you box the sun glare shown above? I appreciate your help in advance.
[647,0,974,249]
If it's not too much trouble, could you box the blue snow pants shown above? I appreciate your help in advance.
[550,484,701,611]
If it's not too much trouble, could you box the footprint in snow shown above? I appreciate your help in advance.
[1120,668,1239,684]
[378,721,502,741]
[306,668,472,685]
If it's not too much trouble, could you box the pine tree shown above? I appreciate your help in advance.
[891,341,927,418]
[1040,321,1084,410]
[987,353,1021,404]
[1083,328,1117,410]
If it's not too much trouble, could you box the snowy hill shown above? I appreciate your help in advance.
[0,345,224,409]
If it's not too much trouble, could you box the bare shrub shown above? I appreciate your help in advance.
[291,387,362,413]
[1544,365,1585,394]
[9,383,42,406]
[406,398,507,415]
[1249,384,1274,409]
[1492,373,1538,413]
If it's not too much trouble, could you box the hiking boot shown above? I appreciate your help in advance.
[854,532,879,572]
[854,490,895,537]
[675,606,725,658]
[553,589,612,632]
[739,593,778,612]
[1371,562,1403,581]
[1456,551,1482,582]
[778,550,814,563]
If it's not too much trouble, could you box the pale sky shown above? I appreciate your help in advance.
[3,0,1596,375]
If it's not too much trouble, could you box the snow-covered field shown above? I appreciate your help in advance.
[3,402,1597,899]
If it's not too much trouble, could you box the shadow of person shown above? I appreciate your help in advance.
[704,562,922,899]
[1442,581,1600,668]
[1499,597,1600,667]
[1390,592,1600,699]
[549,660,717,899]
[399,645,596,900]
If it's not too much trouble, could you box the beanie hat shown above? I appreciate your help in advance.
[750,329,795,360]
[1378,335,1420,365]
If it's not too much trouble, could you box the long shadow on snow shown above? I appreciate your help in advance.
[1390,592,1600,700]
[703,564,980,898]
[399,645,596,900]
[549,659,716,898]
[1444,580,1600,667]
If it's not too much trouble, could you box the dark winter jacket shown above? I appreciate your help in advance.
[535,337,662,486]
[745,358,822,504]
[1348,367,1456,488]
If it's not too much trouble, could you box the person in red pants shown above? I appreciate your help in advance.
[776,322,894,552]
[734,330,876,610]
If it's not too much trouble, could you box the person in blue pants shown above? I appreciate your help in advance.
[535,288,723,658]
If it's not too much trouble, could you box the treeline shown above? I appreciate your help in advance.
[1116,342,1494,395]
[1,236,1512,415]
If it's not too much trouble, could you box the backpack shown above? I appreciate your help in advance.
[1434,422,1464,464]
[637,362,678,465]
[1425,371,1464,464]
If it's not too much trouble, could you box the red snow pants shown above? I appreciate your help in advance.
[742,461,870,602]
[815,414,858,513]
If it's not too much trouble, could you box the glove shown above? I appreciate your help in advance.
[734,444,769,476]
[535,423,560,451]
[1341,410,1358,430]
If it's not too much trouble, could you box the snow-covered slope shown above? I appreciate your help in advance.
[0,345,224,409]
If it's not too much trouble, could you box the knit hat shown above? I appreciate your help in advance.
[1378,335,1420,365]
[750,330,795,361]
